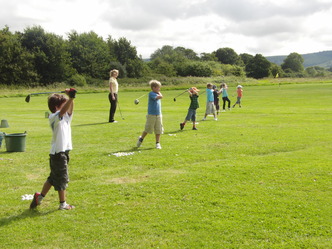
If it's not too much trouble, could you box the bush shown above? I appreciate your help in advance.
[176,61,212,77]
[67,74,87,87]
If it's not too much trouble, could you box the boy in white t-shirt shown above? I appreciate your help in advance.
[30,88,77,210]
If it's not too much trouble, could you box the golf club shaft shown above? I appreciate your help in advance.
[25,91,66,103]
[30,91,65,95]
[117,100,124,120]
[174,89,188,99]
[136,93,147,100]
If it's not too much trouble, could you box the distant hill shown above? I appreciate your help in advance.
[266,50,332,69]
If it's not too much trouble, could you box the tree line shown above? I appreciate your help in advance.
[1,25,330,86]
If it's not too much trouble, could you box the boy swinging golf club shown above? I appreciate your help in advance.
[30,88,77,210]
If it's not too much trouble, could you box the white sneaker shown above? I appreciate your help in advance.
[156,143,162,149]
[59,202,75,210]
[214,117,218,121]
[137,136,143,147]
[202,118,206,121]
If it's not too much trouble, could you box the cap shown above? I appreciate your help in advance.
[190,87,200,92]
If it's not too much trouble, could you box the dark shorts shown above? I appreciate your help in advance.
[185,108,197,122]
[47,152,70,191]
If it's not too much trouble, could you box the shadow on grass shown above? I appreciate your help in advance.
[165,129,196,134]
[106,147,154,155]
[0,209,57,227]
[73,122,109,127]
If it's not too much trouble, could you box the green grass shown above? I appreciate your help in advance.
[0,83,331,248]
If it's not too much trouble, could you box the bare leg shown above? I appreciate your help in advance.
[58,190,66,203]
[41,181,52,197]
[141,131,148,139]
[155,134,161,143]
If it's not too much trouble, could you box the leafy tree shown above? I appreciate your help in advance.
[281,52,304,73]
[176,61,212,77]
[21,26,73,84]
[108,37,143,78]
[200,53,218,61]
[214,47,240,65]
[245,54,271,79]
[305,66,328,77]
[0,27,38,85]
[239,53,254,66]
[270,63,283,78]
[67,31,110,79]
[174,47,199,60]
[150,45,189,64]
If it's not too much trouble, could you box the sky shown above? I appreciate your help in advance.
[1,0,332,59]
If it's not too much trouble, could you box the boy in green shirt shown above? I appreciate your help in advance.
[180,87,200,130]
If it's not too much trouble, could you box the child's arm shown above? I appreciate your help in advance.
[59,88,76,117]
[156,92,163,99]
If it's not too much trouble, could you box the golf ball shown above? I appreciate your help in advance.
[134,99,139,105]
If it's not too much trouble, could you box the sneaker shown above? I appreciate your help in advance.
[192,127,197,130]
[221,109,226,112]
[59,203,75,210]
[30,192,42,209]
[156,143,162,149]
[214,117,218,121]
[110,120,118,123]
[180,123,184,130]
[136,136,143,147]
[232,105,235,108]
[202,118,206,121]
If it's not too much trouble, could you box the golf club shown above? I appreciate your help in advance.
[117,100,125,120]
[134,93,147,105]
[25,91,65,103]
[173,89,189,102]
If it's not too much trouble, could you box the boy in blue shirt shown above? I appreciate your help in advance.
[137,80,163,149]
[202,83,217,121]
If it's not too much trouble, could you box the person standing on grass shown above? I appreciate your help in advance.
[213,85,221,115]
[232,85,243,108]
[202,83,217,121]
[137,80,163,149]
[180,87,200,130]
[108,69,119,123]
[30,88,77,210]
[221,83,231,111]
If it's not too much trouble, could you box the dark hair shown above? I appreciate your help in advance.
[48,94,67,113]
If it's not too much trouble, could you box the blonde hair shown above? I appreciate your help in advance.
[149,80,161,89]
[221,83,227,88]
[110,69,119,77]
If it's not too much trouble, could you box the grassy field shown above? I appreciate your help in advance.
[0,83,331,248]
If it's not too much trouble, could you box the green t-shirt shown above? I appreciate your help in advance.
[189,94,199,109]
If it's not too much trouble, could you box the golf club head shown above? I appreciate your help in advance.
[134,99,139,105]
[173,98,176,102]
[25,95,31,103]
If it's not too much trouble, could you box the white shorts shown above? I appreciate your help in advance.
[205,101,216,114]
[144,115,164,134]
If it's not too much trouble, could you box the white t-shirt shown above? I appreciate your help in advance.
[49,111,73,154]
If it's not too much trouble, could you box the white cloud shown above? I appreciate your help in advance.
[1,0,332,58]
